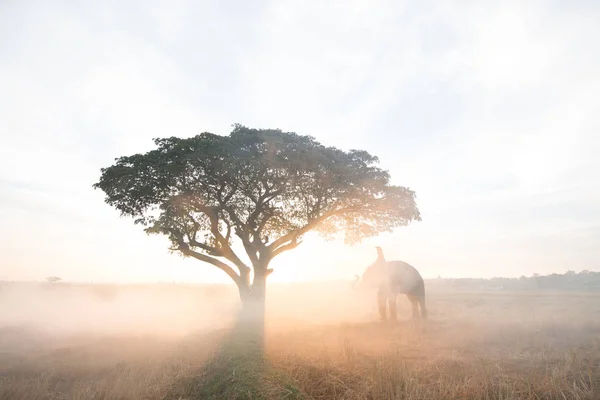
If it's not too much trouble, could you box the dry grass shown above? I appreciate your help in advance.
[1,289,600,399]
[0,329,219,399]
[268,320,599,399]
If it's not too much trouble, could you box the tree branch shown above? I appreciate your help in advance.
[223,205,260,265]
[267,205,360,251]
[177,245,242,286]
[170,195,252,276]
[224,220,232,243]
[199,205,250,273]
[187,237,223,257]
[272,237,303,258]
[256,213,274,239]
[247,190,269,228]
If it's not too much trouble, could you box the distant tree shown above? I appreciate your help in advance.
[46,276,61,283]
[94,125,421,317]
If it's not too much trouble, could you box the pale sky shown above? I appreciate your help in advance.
[1,0,599,283]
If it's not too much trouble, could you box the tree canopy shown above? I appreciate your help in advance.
[94,125,421,302]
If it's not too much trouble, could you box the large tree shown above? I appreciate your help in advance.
[94,125,421,314]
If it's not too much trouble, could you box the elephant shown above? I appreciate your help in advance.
[354,246,427,320]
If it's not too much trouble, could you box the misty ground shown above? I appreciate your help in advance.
[1,281,599,399]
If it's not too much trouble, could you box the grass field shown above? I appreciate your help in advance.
[1,284,599,399]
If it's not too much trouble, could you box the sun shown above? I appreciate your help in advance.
[268,245,320,283]
[267,233,370,283]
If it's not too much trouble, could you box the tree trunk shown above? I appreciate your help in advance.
[236,265,268,323]
[235,268,268,350]
[241,272,266,316]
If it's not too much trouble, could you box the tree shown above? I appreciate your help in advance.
[93,125,421,317]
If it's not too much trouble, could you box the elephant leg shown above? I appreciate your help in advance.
[388,295,398,322]
[418,294,428,319]
[407,294,420,319]
[377,289,387,320]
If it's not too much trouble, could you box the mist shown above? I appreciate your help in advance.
[2,278,596,336]
[1,277,599,398]
[0,280,378,336]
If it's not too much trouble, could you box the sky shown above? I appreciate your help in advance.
[1,0,599,283]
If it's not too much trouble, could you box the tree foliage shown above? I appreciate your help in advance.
[93,125,421,300]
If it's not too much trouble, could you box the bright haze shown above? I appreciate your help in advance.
[1,1,599,284]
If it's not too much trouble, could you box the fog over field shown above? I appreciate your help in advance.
[0,279,591,333]
[1,279,599,399]
[0,281,376,338]
[2,276,599,336]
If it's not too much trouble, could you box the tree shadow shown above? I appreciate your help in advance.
[163,309,301,400]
